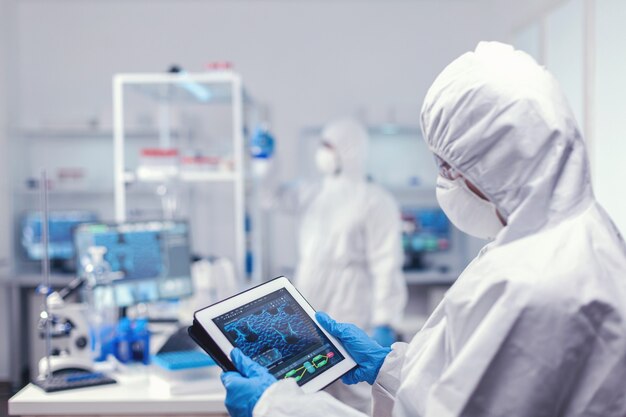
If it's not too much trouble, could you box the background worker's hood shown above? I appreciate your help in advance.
[420,41,594,244]
[321,119,369,182]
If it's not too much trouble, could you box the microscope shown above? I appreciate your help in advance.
[37,277,94,377]
[33,170,115,391]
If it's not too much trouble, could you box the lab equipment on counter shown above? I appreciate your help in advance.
[401,207,451,270]
[150,326,219,395]
[33,170,116,392]
[21,210,98,268]
[132,318,151,364]
[81,246,119,362]
[113,317,151,364]
[36,281,95,377]
[115,318,133,363]
[190,276,357,394]
[33,370,117,393]
[177,257,238,324]
[74,220,194,308]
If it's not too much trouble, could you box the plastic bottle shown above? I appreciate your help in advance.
[250,125,275,160]
[131,319,151,365]
[250,125,275,178]
[115,318,133,364]
[82,247,118,362]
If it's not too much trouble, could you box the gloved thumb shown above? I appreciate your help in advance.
[220,371,242,387]
[316,311,339,335]
[230,348,265,378]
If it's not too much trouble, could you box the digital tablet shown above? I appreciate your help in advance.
[192,276,357,393]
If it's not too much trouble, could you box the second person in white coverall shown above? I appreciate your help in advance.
[272,119,408,413]
[221,41,626,417]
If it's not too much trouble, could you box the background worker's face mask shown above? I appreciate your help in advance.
[436,175,504,240]
[315,146,340,176]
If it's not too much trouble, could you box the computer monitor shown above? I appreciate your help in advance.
[21,211,99,261]
[401,208,450,270]
[74,220,194,307]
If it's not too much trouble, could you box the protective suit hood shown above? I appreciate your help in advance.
[253,42,626,417]
[421,41,594,243]
[321,119,369,181]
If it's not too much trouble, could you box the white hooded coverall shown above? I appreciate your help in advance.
[253,42,626,417]
[275,119,407,413]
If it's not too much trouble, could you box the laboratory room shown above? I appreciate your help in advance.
[2,0,626,416]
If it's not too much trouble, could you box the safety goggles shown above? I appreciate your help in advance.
[434,155,462,180]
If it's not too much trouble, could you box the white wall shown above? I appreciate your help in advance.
[6,0,564,381]
[594,0,626,234]
[2,0,508,381]
[13,0,501,273]
[545,0,585,132]
[511,0,626,235]
[0,0,14,382]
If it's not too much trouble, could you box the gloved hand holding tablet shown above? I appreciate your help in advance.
[189,276,357,394]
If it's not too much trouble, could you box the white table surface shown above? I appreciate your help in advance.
[9,371,227,416]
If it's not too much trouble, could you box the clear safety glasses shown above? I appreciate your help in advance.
[434,155,462,181]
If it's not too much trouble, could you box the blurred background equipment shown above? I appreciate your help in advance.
[74,221,194,308]
[401,207,451,271]
[21,211,98,271]
[31,171,116,393]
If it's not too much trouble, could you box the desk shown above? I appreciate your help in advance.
[8,372,228,416]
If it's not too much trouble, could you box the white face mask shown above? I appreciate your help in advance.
[436,175,504,240]
[315,147,340,176]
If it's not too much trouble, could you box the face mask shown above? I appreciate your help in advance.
[436,175,504,240]
[315,147,340,176]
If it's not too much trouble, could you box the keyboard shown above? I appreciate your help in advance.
[33,370,117,392]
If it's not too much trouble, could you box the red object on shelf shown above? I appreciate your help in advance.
[57,167,85,180]
[141,148,179,157]
[205,61,233,71]
[180,156,221,165]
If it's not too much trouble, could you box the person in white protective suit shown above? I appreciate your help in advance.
[220,41,626,417]
[265,118,408,413]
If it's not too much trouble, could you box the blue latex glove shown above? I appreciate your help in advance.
[220,348,277,417]
[316,311,391,385]
[372,325,397,348]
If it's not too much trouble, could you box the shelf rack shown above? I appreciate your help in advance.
[112,71,249,281]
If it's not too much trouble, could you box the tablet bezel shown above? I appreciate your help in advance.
[193,276,357,393]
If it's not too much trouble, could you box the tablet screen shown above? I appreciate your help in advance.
[212,288,345,386]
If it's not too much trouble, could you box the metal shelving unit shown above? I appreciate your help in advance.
[112,71,250,282]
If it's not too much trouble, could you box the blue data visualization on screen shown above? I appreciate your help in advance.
[21,211,98,261]
[74,221,193,307]
[213,288,344,386]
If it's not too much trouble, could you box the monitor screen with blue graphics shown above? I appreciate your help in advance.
[74,221,193,307]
